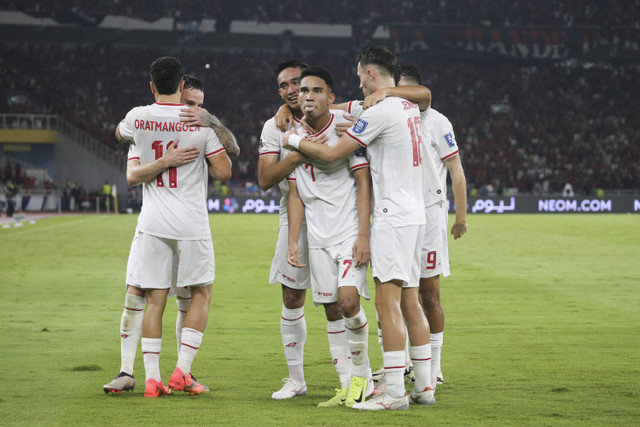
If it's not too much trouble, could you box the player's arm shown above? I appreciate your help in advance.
[257,151,307,190]
[287,180,306,268]
[352,167,371,267]
[180,107,240,158]
[363,85,431,111]
[285,131,361,164]
[126,140,200,186]
[115,124,130,144]
[206,151,232,181]
[444,154,468,239]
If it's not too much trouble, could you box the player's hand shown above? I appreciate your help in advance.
[287,243,306,268]
[335,115,356,136]
[363,88,389,110]
[451,220,467,239]
[287,150,308,164]
[352,235,370,267]
[275,104,294,131]
[163,139,200,167]
[283,129,298,150]
[180,106,217,127]
[299,116,314,135]
[307,133,328,145]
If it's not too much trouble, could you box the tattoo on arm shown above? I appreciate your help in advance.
[205,111,240,158]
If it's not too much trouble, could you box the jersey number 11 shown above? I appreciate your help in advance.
[152,140,178,188]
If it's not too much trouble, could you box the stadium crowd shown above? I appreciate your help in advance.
[2,0,640,27]
[2,40,637,195]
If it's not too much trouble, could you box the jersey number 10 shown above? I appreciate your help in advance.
[407,118,422,167]
[152,140,178,188]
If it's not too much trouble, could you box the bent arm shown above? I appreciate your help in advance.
[296,134,361,163]
[257,152,306,190]
[126,158,168,187]
[365,85,431,111]
[352,167,371,266]
[207,152,232,181]
[445,154,468,238]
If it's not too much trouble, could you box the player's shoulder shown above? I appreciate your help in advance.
[126,104,152,118]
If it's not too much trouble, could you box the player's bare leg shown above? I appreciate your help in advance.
[142,288,171,397]
[420,276,444,385]
[402,287,435,405]
[170,284,211,395]
[339,286,371,407]
[103,285,145,394]
[272,285,308,399]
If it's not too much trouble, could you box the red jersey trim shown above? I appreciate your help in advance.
[442,150,459,160]
[155,102,184,106]
[206,148,225,157]
[346,131,367,147]
[259,151,280,156]
[128,156,140,161]
[350,162,369,171]
[348,100,354,114]
[310,114,334,138]
[293,115,301,123]
[287,177,296,181]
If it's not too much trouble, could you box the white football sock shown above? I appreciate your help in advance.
[377,327,384,354]
[327,319,351,388]
[141,337,162,382]
[430,332,444,382]
[280,305,306,382]
[175,298,191,356]
[383,351,405,398]
[119,293,145,375]
[404,326,412,368]
[410,344,432,392]
[345,307,370,378]
[177,328,203,375]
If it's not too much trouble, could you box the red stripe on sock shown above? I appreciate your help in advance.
[183,328,200,334]
[346,321,368,331]
[142,351,160,354]
[124,305,144,312]
[327,330,345,334]
[411,357,432,362]
[178,309,188,313]
[181,343,199,350]
[281,314,305,321]
[384,365,405,370]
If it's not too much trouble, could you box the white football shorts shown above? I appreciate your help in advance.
[370,222,424,288]
[421,201,450,279]
[308,235,370,306]
[268,223,311,290]
[126,229,215,290]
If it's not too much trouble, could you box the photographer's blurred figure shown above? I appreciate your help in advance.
[3,180,17,217]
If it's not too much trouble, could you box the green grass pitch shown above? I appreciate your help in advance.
[0,213,638,425]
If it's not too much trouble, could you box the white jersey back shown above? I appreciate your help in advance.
[290,112,369,248]
[120,102,225,240]
[258,116,303,226]
[420,109,447,207]
[346,98,425,226]
[422,108,459,197]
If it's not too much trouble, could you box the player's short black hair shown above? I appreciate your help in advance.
[396,64,423,86]
[150,56,184,95]
[356,46,397,77]
[183,74,203,92]
[300,67,334,91]
[274,59,309,78]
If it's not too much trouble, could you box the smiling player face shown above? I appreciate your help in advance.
[182,88,204,108]
[277,67,303,112]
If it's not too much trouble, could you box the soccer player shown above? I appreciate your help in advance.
[103,74,234,395]
[113,57,231,398]
[257,59,315,400]
[397,64,468,387]
[284,46,435,410]
[286,67,373,407]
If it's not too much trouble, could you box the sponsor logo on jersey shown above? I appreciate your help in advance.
[282,273,296,283]
[444,132,455,148]
[352,119,368,134]
[354,147,366,158]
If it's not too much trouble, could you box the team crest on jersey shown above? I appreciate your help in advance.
[444,132,455,148]
[352,119,368,134]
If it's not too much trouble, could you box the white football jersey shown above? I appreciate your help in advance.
[419,109,447,207]
[422,108,459,195]
[121,102,225,240]
[345,98,425,226]
[289,112,369,248]
[258,115,303,226]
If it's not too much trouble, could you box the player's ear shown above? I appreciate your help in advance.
[328,93,336,105]
[179,80,185,93]
[149,81,156,96]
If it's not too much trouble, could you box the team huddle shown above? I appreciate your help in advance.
[103,46,468,412]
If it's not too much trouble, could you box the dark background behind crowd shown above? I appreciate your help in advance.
[1,1,638,196]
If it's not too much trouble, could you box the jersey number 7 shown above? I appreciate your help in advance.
[152,140,178,188]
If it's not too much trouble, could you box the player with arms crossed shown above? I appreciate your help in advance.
[113,57,231,397]
[397,64,467,387]
[286,67,373,407]
[285,46,435,410]
[103,74,236,395]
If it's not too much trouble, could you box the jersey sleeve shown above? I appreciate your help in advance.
[204,128,225,158]
[258,119,282,157]
[344,102,387,148]
[118,106,143,141]
[346,100,364,118]
[348,146,369,171]
[127,141,141,161]
[432,113,459,160]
